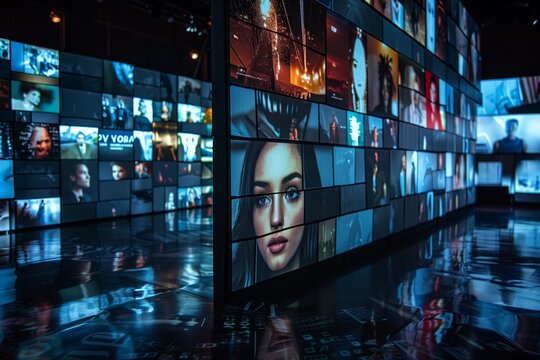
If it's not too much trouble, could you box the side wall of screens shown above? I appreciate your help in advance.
[0,37,213,232]
[226,0,479,292]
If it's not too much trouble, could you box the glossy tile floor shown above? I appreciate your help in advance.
[1,206,539,359]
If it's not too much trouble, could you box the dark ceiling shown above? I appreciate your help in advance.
[0,0,212,80]
[0,0,538,81]
[463,0,540,79]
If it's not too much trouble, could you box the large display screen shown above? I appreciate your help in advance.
[225,0,479,292]
[480,76,540,116]
[0,39,213,230]
[476,115,540,154]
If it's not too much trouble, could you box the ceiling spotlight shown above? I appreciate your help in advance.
[50,10,62,24]
[190,51,199,60]
[533,19,538,25]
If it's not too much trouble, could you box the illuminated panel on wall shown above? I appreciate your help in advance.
[0,39,213,230]
[219,0,480,294]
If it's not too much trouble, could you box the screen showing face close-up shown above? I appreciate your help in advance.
[226,0,479,292]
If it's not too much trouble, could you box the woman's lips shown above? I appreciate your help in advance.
[268,236,288,255]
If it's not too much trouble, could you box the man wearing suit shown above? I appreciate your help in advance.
[62,132,98,159]
[64,163,93,204]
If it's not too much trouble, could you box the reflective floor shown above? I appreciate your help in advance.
[1,206,539,359]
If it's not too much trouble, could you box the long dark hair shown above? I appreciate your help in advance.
[231,141,321,290]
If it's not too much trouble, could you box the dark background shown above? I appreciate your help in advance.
[0,0,211,80]
[2,0,538,81]
[463,0,540,79]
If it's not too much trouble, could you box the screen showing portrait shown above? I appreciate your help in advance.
[390,150,406,198]
[366,116,383,148]
[133,98,153,131]
[153,100,175,123]
[326,13,367,113]
[61,161,98,204]
[404,0,426,45]
[383,118,399,149]
[99,160,132,181]
[476,115,540,154]
[435,4,447,60]
[426,0,436,53]
[400,87,426,127]
[11,81,59,113]
[60,126,98,160]
[14,123,60,160]
[426,71,443,130]
[368,36,399,118]
[365,149,390,207]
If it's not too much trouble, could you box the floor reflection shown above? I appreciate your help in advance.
[1,206,540,359]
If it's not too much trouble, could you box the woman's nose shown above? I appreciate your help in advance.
[270,194,283,230]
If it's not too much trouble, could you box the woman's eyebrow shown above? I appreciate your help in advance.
[281,172,302,185]
[253,180,269,189]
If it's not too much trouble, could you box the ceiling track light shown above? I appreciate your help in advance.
[50,10,62,24]
[190,51,199,60]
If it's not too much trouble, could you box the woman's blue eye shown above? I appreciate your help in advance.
[284,188,299,201]
[255,196,271,207]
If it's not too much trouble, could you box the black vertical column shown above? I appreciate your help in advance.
[211,0,230,303]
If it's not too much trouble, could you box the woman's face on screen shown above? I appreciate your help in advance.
[352,35,366,110]
[253,143,304,271]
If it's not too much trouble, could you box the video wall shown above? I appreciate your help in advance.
[0,37,213,232]
[477,75,540,201]
[224,0,479,292]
